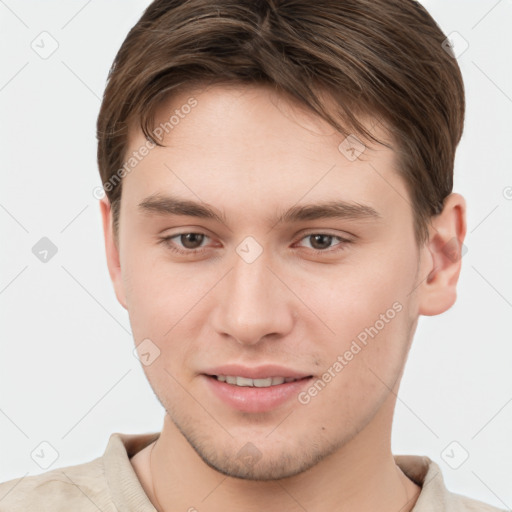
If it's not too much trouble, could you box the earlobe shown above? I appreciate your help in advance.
[417,193,467,316]
[99,196,128,310]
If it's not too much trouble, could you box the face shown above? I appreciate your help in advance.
[104,83,432,480]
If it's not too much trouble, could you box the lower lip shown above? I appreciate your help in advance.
[202,375,313,413]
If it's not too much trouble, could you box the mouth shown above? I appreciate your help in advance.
[206,374,311,387]
[202,373,314,413]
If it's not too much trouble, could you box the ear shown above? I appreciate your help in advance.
[417,193,467,316]
[99,196,128,310]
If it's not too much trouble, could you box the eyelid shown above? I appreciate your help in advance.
[162,231,213,250]
[160,229,353,256]
[293,231,353,252]
[296,228,354,240]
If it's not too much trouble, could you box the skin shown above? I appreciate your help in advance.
[100,83,466,512]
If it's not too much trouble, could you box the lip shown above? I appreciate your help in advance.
[202,364,312,380]
[201,365,314,413]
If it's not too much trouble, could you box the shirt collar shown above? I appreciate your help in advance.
[104,432,455,512]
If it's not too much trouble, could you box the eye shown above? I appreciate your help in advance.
[296,233,352,253]
[159,231,353,257]
[159,232,211,254]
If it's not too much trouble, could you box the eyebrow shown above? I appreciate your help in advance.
[137,193,381,226]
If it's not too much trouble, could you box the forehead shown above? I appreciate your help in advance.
[121,83,405,222]
[127,81,394,158]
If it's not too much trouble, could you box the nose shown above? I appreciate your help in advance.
[211,248,295,346]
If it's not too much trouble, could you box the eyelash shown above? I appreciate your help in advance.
[158,232,352,256]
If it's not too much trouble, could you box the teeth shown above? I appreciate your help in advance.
[215,375,300,387]
[254,377,273,387]
[236,376,254,387]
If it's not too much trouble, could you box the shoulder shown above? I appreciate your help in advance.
[0,456,115,512]
[395,454,507,512]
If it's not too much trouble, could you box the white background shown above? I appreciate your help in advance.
[1,0,511,508]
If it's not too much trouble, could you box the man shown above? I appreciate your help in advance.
[0,0,505,510]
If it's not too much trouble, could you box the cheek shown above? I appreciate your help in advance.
[302,248,414,322]
[292,246,418,368]
[119,242,175,345]
[120,244,222,372]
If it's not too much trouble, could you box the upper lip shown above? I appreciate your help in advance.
[203,364,312,380]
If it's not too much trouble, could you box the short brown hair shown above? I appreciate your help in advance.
[97,0,465,245]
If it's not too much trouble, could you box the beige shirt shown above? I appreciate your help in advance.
[0,432,506,511]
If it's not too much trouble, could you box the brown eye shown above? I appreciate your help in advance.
[296,233,352,254]
[160,232,211,255]
[180,233,205,249]
[308,234,334,250]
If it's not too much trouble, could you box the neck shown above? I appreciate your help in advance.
[138,404,421,512]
